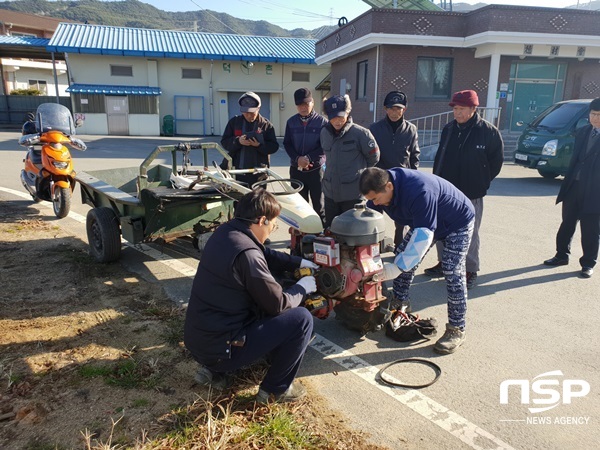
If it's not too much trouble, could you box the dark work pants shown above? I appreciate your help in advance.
[556,181,600,269]
[324,197,361,229]
[208,307,314,395]
[290,166,324,222]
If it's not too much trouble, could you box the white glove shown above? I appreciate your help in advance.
[300,259,319,269]
[296,276,317,294]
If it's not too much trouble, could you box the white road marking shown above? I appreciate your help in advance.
[1,185,514,450]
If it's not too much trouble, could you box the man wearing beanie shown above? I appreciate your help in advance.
[283,88,328,223]
[221,91,279,187]
[423,89,504,289]
[320,94,380,228]
[370,90,420,246]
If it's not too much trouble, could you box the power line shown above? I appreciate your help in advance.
[188,0,244,34]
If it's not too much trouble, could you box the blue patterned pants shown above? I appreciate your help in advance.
[393,220,474,329]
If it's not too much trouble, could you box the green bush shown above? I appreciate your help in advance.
[10,88,43,96]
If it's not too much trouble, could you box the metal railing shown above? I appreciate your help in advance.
[408,107,502,160]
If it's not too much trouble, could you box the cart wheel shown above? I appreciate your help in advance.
[86,207,121,263]
[252,178,304,195]
[52,186,71,218]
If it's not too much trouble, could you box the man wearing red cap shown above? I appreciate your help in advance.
[423,90,503,289]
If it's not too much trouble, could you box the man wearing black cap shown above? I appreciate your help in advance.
[423,89,503,289]
[283,88,328,222]
[320,94,380,228]
[221,91,279,187]
[370,90,421,246]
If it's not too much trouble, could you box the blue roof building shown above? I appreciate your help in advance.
[46,22,330,137]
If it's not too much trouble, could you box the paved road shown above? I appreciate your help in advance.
[1,132,598,449]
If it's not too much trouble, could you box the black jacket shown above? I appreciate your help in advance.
[557,125,600,214]
[369,117,420,170]
[220,114,279,170]
[433,113,503,200]
[184,219,304,365]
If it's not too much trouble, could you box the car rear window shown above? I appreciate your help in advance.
[531,102,589,129]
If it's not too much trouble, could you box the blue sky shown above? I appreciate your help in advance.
[136,1,585,30]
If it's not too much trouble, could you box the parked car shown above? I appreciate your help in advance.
[513,99,591,178]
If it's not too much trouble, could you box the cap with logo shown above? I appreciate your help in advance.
[294,88,313,105]
[239,92,261,113]
[384,91,407,108]
[449,90,479,108]
[324,95,349,120]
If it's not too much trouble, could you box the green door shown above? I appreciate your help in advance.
[510,82,556,132]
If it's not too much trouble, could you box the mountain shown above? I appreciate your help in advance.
[0,0,336,38]
[0,0,590,38]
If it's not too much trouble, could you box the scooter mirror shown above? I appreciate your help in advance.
[70,138,87,151]
[18,133,40,147]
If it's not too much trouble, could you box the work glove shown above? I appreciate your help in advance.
[300,259,319,269]
[296,275,317,294]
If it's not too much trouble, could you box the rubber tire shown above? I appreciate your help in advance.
[86,207,121,263]
[537,169,559,179]
[52,186,71,218]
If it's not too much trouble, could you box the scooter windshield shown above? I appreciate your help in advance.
[35,103,75,135]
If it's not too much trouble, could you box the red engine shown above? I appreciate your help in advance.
[292,204,393,334]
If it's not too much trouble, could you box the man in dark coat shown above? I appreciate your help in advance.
[543,97,600,278]
[283,88,328,222]
[369,90,420,246]
[221,92,279,187]
[184,189,318,403]
[423,90,503,289]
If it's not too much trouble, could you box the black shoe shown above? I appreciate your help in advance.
[424,262,443,277]
[543,256,568,266]
[466,272,477,290]
[581,267,593,278]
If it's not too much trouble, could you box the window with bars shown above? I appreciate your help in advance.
[416,57,453,100]
[72,94,106,113]
[110,65,133,77]
[28,80,47,94]
[129,95,158,114]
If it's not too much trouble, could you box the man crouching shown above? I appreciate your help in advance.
[184,188,318,402]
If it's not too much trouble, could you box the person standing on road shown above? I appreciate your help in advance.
[320,94,380,228]
[360,167,475,354]
[369,90,420,246]
[184,188,319,403]
[283,88,328,223]
[221,92,279,187]
[423,90,503,289]
[543,97,600,278]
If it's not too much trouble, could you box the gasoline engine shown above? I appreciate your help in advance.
[291,204,395,334]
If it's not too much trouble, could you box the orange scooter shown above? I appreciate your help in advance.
[20,103,86,218]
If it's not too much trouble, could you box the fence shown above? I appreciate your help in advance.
[409,107,502,160]
[0,96,71,126]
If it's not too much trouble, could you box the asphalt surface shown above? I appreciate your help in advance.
[1,131,598,450]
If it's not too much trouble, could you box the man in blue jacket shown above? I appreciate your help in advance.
[283,88,328,222]
[543,97,600,278]
[359,167,474,354]
[184,189,318,402]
